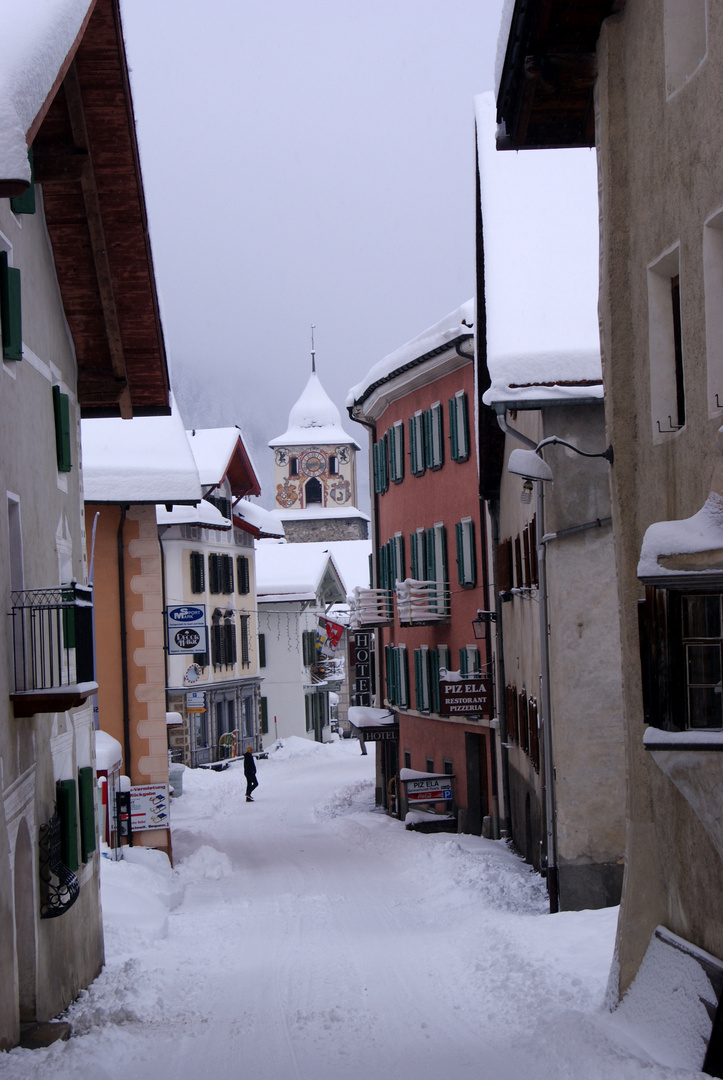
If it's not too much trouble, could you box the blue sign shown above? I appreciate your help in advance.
[167,605,207,655]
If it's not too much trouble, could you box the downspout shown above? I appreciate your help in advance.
[489,499,511,838]
[158,525,169,713]
[117,505,132,778]
[495,410,558,913]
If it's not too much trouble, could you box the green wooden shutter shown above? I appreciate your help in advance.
[398,646,408,707]
[459,648,468,676]
[57,779,79,872]
[414,648,423,710]
[260,696,268,734]
[0,251,22,362]
[456,392,469,460]
[52,386,72,472]
[449,396,459,460]
[237,555,250,595]
[426,527,436,581]
[424,409,433,470]
[410,532,419,579]
[385,644,395,703]
[388,427,397,483]
[409,417,418,476]
[190,551,205,593]
[429,648,441,713]
[456,522,464,585]
[258,633,266,668]
[78,766,96,862]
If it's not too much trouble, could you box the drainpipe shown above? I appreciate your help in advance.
[489,499,511,838]
[158,526,169,713]
[117,505,132,778]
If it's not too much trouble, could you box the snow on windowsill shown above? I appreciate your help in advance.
[643,727,723,749]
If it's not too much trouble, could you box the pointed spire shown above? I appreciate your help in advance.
[310,324,317,374]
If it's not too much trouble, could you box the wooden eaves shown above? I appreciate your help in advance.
[496,0,626,150]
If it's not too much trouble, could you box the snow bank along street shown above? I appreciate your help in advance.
[0,740,709,1079]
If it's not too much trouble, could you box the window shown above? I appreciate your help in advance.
[389,533,405,586]
[52,386,72,472]
[518,690,528,752]
[429,648,442,714]
[0,250,22,361]
[648,245,685,440]
[373,434,389,494]
[443,759,453,776]
[403,749,411,770]
[328,455,338,475]
[459,645,480,676]
[455,518,476,587]
[514,536,523,589]
[190,551,205,593]
[211,610,236,668]
[528,697,540,771]
[237,555,250,595]
[410,528,426,580]
[290,457,299,477]
[426,758,434,773]
[424,402,444,470]
[305,477,322,504]
[209,553,233,594]
[448,391,470,462]
[207,494,232,520]
[258,633,266,668]
[425,523,448,615]
[414,645,431,713]
[388,421,404,483]
[259,696,268,735]
[409,411,425,476]
[385,644,408,707]
[505,684,519,744]
[497,538,513,594]
[302,629,317,667]
[240,615,250,666]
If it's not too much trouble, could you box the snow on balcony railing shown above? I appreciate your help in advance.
[348,587,393,629]
[395,578,450,624]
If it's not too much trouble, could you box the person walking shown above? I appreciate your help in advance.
[244,746,259,802]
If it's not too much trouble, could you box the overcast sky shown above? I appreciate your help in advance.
[119,0,505,508]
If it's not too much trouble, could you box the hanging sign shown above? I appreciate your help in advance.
[439,677,493,717]
[166,605,207,655]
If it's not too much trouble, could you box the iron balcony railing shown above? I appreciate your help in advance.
[10,583,94,694]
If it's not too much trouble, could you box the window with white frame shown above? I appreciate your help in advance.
[455,517,477,587]
[409,411,425,476]
[459,645,480,676]
[424,402,444,470]
[414,645,431,712]
[425,522,448,614]
[409,528,426,580]
[448,390,470,462]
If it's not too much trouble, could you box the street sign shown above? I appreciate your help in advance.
[166,605,207,655]
[440,677,493,718]
[404,776,453,802]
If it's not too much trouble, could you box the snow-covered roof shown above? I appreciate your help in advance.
[233,499,285,538]
[0,0,92,190]
[255,542,346,604]
[157,500,230,531]
[638,493,723,580]
[346,300,474,408]
[95,728,122,773]
[270,370,360,449]
[82,408,202,504]
[186,427,260,497]
[475,93,602,409]
[271,506,370,524]
[348,706,395,729]
[261,539,371,596]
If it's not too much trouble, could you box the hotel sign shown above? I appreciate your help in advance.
[440,677,493,718]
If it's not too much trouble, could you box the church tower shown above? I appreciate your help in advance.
[269,353,368,543]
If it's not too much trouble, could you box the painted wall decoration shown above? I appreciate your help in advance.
[300,450,327,476]
[335,445,350,464]
[276,479,300,508]
[274,448,290,466]
[328,479,351,504]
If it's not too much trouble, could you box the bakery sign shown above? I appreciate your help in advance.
[440,677,493,718]
[166,605,207,655]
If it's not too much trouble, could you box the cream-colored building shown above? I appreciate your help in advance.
[496,0,723,1051]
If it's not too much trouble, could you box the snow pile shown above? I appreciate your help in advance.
[271,370,360,448]
[313,778,375,821]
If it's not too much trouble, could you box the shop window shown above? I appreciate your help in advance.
[640,587,723,730]
[190,551,205,593]
[448,390,470,462]
[52,386,72,472]
[0,251,22,361]
[388,421,404,483]
[455,518,477,587]
[409,411,426,476]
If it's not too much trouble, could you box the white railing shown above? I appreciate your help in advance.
[348,587,393,628]
[395,578,450,624]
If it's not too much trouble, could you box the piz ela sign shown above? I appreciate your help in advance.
[166,605,207,655]
[440,677,493,718]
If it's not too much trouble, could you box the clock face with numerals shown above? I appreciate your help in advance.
[300,450,327,476]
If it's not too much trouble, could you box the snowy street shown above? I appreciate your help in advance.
[0,739,707,1080]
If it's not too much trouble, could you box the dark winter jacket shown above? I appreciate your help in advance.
[243,750,257,778]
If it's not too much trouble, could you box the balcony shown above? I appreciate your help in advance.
[395,579,450,625]
[348,587,393,629]
[9,583,97,717]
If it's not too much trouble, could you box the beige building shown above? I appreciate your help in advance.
[497,0,723,1056]
[0,0,173,1048]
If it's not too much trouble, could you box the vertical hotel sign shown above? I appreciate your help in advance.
[166,605,207,655]
[352,631,373,707]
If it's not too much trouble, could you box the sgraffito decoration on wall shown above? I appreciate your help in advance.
[276,480,299,508]
[274,448,290,466]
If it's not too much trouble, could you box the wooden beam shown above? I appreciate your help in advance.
[63,62,131,418]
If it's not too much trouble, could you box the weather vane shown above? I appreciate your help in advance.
[311,324,316,373]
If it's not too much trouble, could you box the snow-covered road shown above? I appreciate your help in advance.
[0,739,708,1079]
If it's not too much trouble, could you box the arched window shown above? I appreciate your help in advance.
[305,477,322,505]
